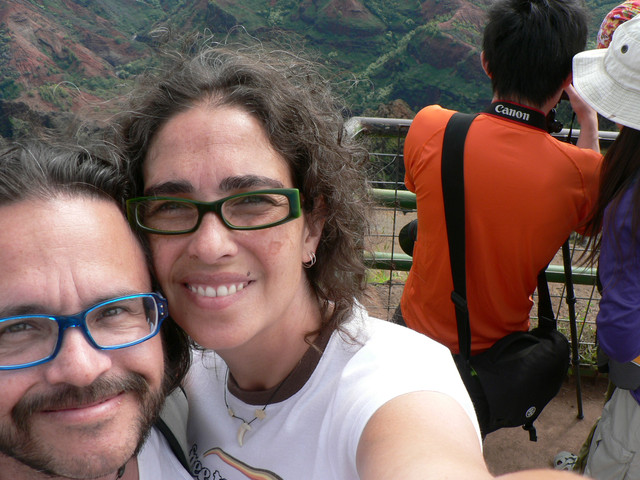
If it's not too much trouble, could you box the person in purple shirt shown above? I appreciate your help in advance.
[571,14,640,480]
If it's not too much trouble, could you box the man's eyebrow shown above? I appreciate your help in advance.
[0,291,144,318]
[0,304,51,318]
[144,180,194,197]
[219,175,285,191]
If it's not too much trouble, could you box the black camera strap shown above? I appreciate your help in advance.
[484,101,548,131]
[441,112,556,362]
[441,112,476,361]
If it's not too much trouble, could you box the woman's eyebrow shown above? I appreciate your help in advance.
[219,175,285,191]
[144,176,286,197]
[144,180,194,197]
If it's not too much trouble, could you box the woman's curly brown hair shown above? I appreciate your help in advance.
[116,40,372,334]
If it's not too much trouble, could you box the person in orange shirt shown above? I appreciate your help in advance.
[395,0,602,430]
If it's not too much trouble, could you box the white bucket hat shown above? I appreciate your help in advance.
[573,14,640,130]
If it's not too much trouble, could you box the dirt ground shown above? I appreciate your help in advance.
[484,374,609,474]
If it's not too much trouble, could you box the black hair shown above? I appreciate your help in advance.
[482,0,589,106]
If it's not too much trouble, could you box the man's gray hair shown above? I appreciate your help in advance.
[0,139,128,208]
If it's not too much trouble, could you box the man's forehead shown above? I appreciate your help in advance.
[0,196,150,314]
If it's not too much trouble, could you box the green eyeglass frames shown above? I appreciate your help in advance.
[126,188,302,235]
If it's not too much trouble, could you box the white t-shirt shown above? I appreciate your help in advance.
[185,309,480,480]
[138,427,193,479]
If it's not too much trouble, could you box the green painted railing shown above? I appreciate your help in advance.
[366,188,597,285]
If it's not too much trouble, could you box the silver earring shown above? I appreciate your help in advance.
[303,251,317,268]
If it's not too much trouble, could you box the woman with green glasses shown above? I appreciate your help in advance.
[116,40,576,480]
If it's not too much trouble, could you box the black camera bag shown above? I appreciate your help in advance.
[442,112,570,441]
[453,324,569,439]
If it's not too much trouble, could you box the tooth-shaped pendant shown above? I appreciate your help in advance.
[237,422,252,446]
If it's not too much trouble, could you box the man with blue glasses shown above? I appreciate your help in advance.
[0,140,192,480]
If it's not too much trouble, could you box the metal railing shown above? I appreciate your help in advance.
[353,116,616,372]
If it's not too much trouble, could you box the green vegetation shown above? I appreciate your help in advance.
[8,117,32,139]
[364,0,422,31]
[38,84,73,110]
[115,56,157,79]
[29,0,165,38]
[5,0,624,125]
[0,78,22,101]
[53,46,80,71]
[0,25,21,100]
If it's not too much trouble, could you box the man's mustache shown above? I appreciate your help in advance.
[12,373,149,431]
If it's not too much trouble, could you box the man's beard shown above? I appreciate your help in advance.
[0,372,165,479]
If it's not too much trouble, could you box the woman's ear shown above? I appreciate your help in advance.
[303,196,326,254]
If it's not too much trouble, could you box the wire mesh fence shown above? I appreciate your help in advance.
[352,117,612,371]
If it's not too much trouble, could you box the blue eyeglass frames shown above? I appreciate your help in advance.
[0,293,168,370]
